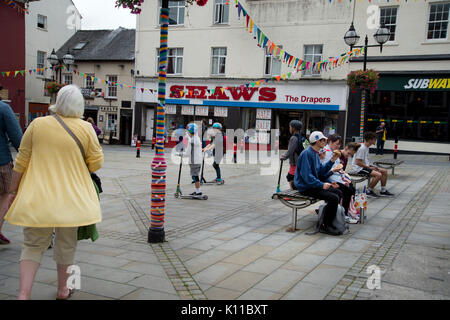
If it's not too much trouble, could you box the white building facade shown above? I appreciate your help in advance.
[134,0,354,148]
[25,0,81,125]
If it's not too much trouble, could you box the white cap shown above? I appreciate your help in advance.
[309,131,327,144]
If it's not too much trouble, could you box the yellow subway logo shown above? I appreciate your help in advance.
[404,78,450,89]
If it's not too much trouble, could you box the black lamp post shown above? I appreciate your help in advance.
[344,22,390,139]
[47,49,74,84]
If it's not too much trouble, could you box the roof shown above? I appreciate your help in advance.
[56,28,135,62]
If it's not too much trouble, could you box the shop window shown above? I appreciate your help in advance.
[106,113,118,137]
[107,75,118,98]
[37,51,46,76]
[264,45,282,76]
[380,7,397,42]
[211,47,227,75]
[214,0,229,24]
[241,108,257,132]
[159,0,185,26]
[427,2,449,40]
[303,45,322,77]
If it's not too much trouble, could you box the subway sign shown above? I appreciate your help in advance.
[377,76,450,91]
[403,78,450,90]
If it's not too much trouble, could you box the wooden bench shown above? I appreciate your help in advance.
[347,171,371,189]
[373,159,404,175]
[275,189,320,232]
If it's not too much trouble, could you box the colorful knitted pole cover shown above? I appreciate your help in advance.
[148,3,169,243]
[360,90,366,141]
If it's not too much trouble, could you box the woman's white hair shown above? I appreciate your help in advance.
[48,85,84,118]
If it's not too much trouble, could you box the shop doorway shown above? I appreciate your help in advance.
[84,109,98,124]
[277,110,305,149]
[120,109,132,145]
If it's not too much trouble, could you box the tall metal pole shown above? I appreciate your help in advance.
[148,0,169,243]
[360,36,368,141]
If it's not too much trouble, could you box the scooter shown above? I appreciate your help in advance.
[271,159,284,200]
[175,153,208,200]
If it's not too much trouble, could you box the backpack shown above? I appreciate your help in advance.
[312,203,349,235]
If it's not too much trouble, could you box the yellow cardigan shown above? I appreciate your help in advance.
[5,115,104,227]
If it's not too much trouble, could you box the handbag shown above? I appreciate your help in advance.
[53,115,100,242]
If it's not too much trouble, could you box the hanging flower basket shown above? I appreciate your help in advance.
[347,69,379,93]
[46,82,66,95]
[115,0,208,14]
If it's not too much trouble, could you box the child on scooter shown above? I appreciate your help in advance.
[185,123,203,196]
[203,122,224,184]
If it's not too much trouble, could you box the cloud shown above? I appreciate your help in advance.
[72,0,136,30]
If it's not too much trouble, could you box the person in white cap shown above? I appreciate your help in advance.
[294,131,343,235]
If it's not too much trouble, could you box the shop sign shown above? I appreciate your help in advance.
[214,107,228,117]
[166,105,176,114]
[256,108,271,120]
[377,76,450,91]
[256,119,271,131]
[195,106,209,116]
[100,106,118,112]
[182,105,194,115]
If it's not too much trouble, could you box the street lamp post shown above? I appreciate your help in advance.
[344,22,390,140]
[47,49,74,84]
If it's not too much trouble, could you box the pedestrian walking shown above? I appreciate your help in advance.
[280,120,304,190]
[376,121,387,155]
[0,100,23,245]
[86,117,101,137]
[4,85,104,300]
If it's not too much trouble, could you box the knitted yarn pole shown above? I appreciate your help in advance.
[148,0,169,243]
[360,89,366,141]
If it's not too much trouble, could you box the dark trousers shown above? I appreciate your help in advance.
[376,139,385,155]
[213,161,221,180]
[337,182,355,215]
[301,187,343,227]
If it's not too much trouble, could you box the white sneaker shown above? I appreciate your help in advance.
[345,216,359,224]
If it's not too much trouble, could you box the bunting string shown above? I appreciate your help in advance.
[2,0,29,14]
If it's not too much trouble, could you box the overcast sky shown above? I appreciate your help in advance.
[72,0,136,30]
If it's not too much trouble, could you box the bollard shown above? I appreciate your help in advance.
[394,136,398,160]
[136,140,141,158]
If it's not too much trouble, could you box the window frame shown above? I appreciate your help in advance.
[37,51,46,76]
[380,6,398,42]
[84,73,95,90]
[211,47,227,76]
[159,0,185,26]
[37,14,47,30]
[156,48,183,75]
[426,2,450,41]
[106,113,118,135]
[264,45,282,76]
[213,0,230,25]
[106,75,118,99]
[63,73,73,85]
[302,44,323,77]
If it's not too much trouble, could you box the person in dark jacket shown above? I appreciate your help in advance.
[294,131,343,235]
[0,100,23,244]
[280,120,303,189]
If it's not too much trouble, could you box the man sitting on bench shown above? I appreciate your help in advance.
[294,131,343,235]
[352,132,395,198]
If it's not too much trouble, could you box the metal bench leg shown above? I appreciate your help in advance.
[291,208,297,231]
[392,166,395,175]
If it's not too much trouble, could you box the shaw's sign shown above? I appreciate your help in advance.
[403,78,450,90]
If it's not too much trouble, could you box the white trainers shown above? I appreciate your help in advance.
[345,216,359,224]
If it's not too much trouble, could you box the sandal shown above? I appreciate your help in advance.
[56,288,75,300]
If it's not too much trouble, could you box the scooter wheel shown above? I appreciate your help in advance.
[272,194,278,200]
[174,193,180,198]
[203,195,208,200]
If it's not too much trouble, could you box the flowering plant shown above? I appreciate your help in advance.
[347,69,379,93]
[115,0,209,14]
[46,82,66,95]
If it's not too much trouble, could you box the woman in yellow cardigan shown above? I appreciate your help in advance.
[4,85,103,300]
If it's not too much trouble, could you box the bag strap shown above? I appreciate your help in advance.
[53,114,86,161]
